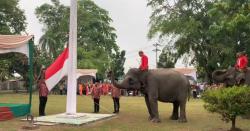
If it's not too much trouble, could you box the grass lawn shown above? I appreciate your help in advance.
[0,93,250,131]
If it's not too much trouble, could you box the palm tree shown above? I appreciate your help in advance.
[39,32,58,58]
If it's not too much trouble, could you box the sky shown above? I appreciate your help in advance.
[19,0,184,72]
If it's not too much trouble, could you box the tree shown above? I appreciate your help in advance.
[0,0,26,34]
[36,0,121,79]
[202,86,250,131]
[35,0,69,58]
[0,58,12,81]
[147,0,250,82]
[157,45,177,68]
[111,50,126,79]
[0,0,27,81]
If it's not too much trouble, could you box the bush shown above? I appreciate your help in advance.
[202,85,250,131]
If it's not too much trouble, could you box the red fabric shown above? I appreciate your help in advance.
[0,107,11,112]
[38,80,49,97]
[91,85,102,99]
[102,84,109,95]
[111,85,121,98]
[86,85,89,96]
[0,107,14,121]
[236,55,248,69]
[79,84,83,96]
[140,54,148,70]
[45,47,68,80]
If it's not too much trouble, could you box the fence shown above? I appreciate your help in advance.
[0,81,27,93]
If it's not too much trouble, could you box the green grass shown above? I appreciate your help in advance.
[0,94,250,131]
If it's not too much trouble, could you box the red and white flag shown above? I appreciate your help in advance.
[45,48,69,91]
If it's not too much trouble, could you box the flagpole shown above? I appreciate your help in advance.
[66,0,77,114]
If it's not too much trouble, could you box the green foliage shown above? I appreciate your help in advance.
[0,0,26,34]
[202,86,250,130]
[111,50,126,79]
[35,0,69,58]
[0,53,29,82]
[36,0,122,79]
[157,45,177,68]
[0,58,12,81]
[0,0,27,81]
[148,0,250,83]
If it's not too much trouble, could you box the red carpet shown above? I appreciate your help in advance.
[0,107,14,121]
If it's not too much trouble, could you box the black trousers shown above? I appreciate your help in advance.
[39,96,47,116]
[94,98,100,113]
[60,90,63,95]
[113,97,120,113]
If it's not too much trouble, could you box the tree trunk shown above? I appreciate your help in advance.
[231,117,236,131]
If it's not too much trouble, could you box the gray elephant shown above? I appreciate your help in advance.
[212,67,250,86]
[109,68,190,123]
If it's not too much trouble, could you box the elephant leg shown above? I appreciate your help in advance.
[170,101,179,120]
[148,95,161,123]
[144,94,154,120]
[179,101,187,123]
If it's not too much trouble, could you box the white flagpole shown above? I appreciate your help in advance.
[66,0,77,114]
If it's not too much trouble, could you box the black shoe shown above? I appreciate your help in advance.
[113,111,117,113]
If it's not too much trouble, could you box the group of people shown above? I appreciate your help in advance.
[89,80,121,113]
[78,82,121,113]
[36,50,148,116]
[78,82,111,96]
[38,77,121,116]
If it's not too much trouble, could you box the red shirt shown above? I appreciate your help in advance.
[91,85,102,99]
[140,54,148,70]
[102,84,109,95]
[38,80,49,97]
[111,85,121,98]
[236,55,248,69]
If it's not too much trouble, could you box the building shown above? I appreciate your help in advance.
[173,68,197,85]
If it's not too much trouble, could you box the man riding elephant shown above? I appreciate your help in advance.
[138,51,149,91]
[235,51,248,84]
[212,51,250,86]
[235,51,248,72]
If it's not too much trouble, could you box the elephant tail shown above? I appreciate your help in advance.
[186,78,191,101]
[187,83,191,101]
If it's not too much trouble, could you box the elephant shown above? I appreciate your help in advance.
[212,67,250,86]
[109,68,190,123]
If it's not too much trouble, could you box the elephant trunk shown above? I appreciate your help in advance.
[109,71,128,89]
[113,81,127,89]
[212,70,228,83]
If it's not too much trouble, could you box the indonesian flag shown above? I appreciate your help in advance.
[45,48,69,91]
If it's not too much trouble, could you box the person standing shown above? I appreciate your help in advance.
[139,51,149,71]
[235,51,248,72]
[59,82,64,95]
[138,51,149,92]
[85,83,89,96]
[38,69,49,116]
[91,80,102,113]
[79,83,83,96]
[111,84,121,113]
[235,51,249,84]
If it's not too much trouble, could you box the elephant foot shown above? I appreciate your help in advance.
[150,118,161,123]
[170,115,179,120]
[178,118,187,123]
